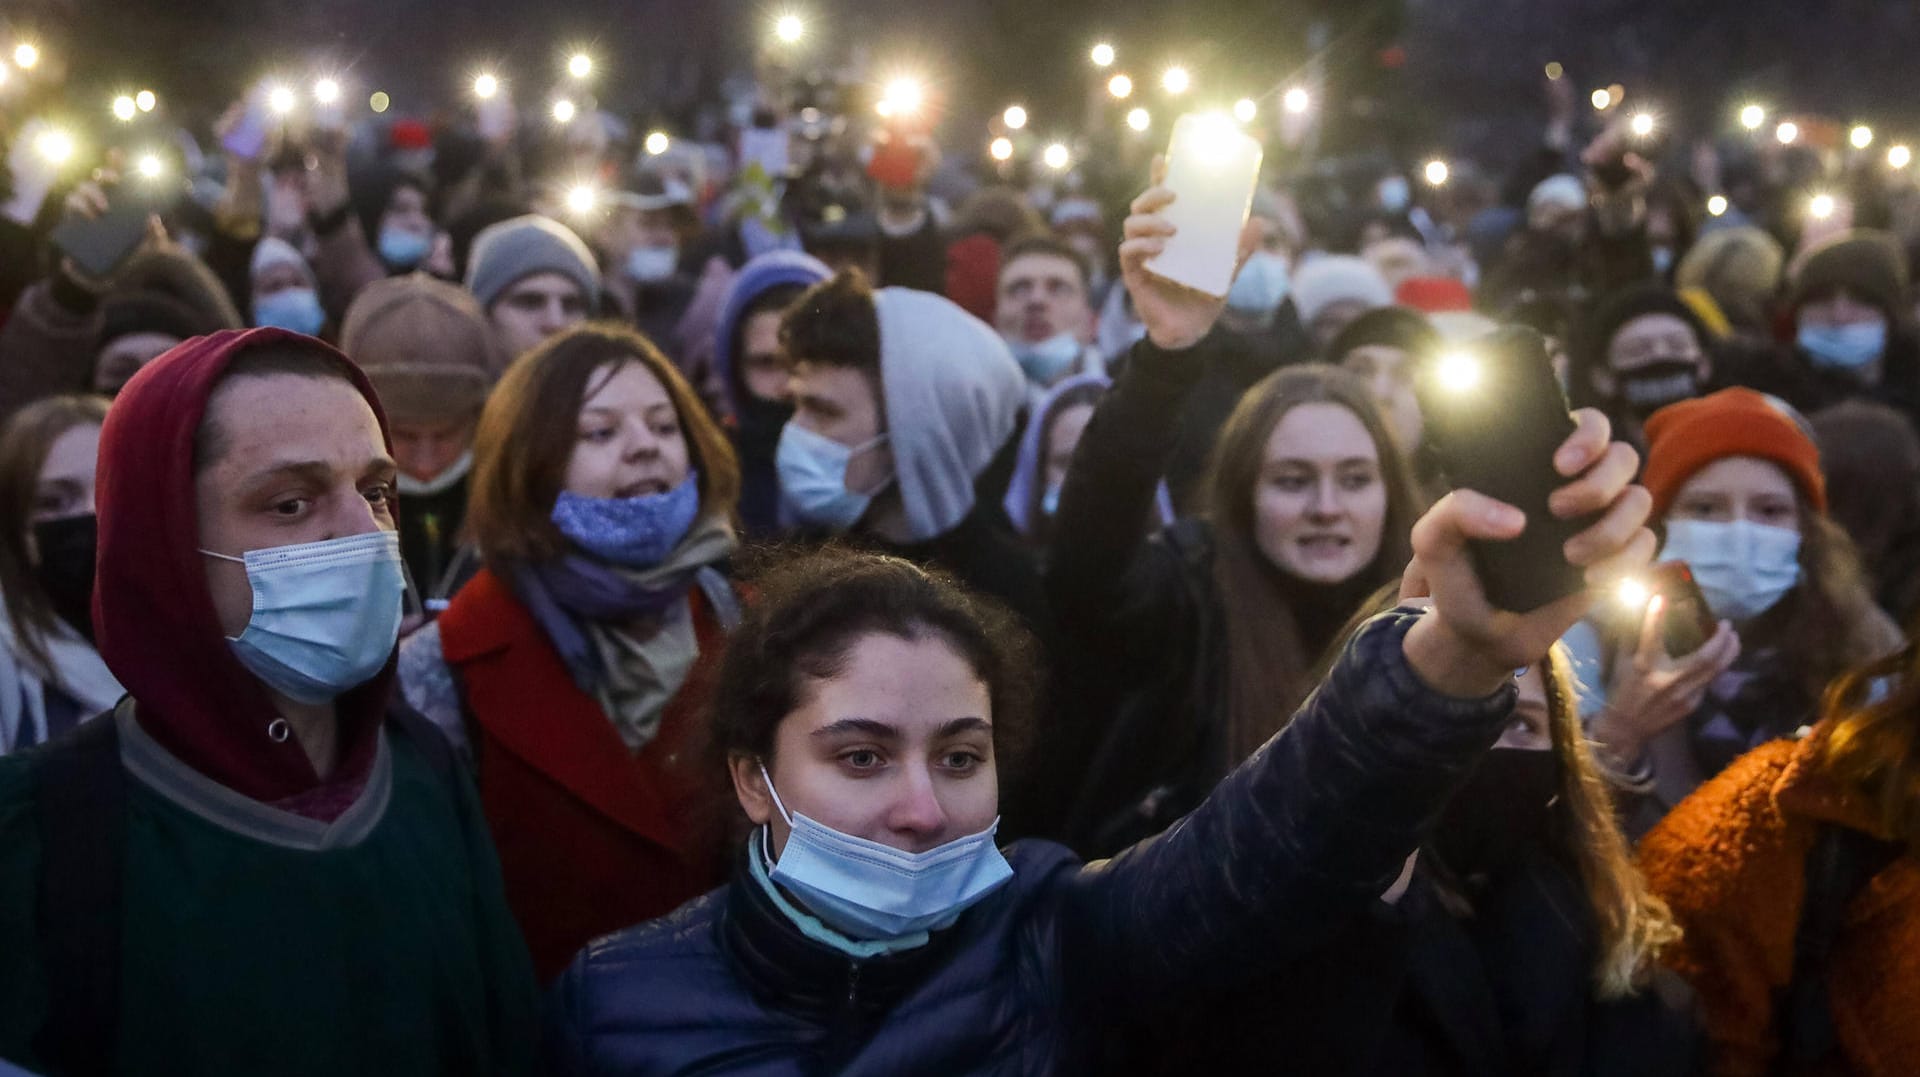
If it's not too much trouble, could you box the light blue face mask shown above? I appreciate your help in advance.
[377,227,432,270]
[253,287,326,337]
[759,764,1014,940]
[1797,320,1888,371]
[1660,518,1802,622]
[626,245,680,283]
[1377,175,1411,213]
[1011,332,1081,387]
[1226,250,1291,315]
[551,472,700,568]
[201,531,405,704]
[1651,245,1675,275]
[1041,484,1062,517]
[776,423,888,532]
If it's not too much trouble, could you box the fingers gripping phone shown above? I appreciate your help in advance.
[1647,562,1716,657]
[1415,327,1597,612]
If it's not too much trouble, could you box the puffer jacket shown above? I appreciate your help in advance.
[544,609,1518,1075]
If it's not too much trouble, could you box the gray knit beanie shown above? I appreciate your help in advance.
[464,214,602,310]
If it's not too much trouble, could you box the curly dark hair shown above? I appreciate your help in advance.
[778,268,881,376]
[706,547,1041,783]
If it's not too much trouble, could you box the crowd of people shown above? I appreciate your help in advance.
[0,19,1917,1077]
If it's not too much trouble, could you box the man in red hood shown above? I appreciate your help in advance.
[0,328,537,1075]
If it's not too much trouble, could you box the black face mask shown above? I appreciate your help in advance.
[1429,747,1561,885]
[31,513,98,644]
[1615,359,1702,414]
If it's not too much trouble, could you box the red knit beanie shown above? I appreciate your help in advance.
[1641,388,1827,518]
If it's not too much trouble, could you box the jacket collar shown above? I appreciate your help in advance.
[717,841,964,1024]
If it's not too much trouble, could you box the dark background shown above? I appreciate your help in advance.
[8,0,1920,167]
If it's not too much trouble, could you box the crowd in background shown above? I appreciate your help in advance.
[0,18,1918,1077]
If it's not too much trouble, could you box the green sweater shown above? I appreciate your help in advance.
[0,704,539,1075]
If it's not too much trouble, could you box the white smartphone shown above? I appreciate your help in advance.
[1146,112,1264,298]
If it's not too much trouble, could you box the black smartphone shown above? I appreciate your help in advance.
[1648,561,1716,657]
[50,188,159,280]
[1415,326,1596,612]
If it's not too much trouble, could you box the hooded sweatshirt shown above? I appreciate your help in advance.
[872,287,1028,542]
[712,250,831,536]
[0,328,539,1075]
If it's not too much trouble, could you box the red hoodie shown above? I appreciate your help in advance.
[94,327,397,816]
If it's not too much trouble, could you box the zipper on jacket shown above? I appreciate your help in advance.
[845,960,861,1007]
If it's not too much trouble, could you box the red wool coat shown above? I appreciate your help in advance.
[438,568,732,981]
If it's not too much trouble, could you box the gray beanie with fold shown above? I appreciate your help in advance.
[464,214,602,309]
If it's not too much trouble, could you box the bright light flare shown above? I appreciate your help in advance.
[1232,98,1257,123]
[267,84,297,114]
[12,44,39,70]
[552,99,577,124]
[135,89,156,112]
[1091,43,1115,68]
[1851,124,1874,150]
[565,184,599,215]
[1776,121,1799,145]
[1810,192,1836,220]
[1108,74,1133,99]
[135,153,164,179]
[568,53,593,79]
[1890,145,1912,170]
[473,73,500,100]
[111,96,137,122]
[1630,112,1655,137]
[1590,88,1612,111]
[644,130,670,156]
[1435,352,1482,393]
[989,137,1013,162]
[34,128,73,165]
[1162,66,1191,95]
[313,78,341,105]
[1424,159,1450,186]
[1739,104,1765,131]
[1042,142,1071,171]
[1126,107,1150,132]
[1707,194,1729,217]
[1002,105,1028,130]
[774,14,805,44]
[1283,87,1310,115]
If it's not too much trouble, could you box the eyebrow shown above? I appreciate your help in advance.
[810,716,993,741]
[244,457,397,489]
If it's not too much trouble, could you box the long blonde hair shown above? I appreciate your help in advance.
[1542,643,1683,999]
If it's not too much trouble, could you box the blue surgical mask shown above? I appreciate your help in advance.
[1226,250,1291,315]
[1650,245,1675,275]
[776,423,887,532]
[1011,333,1082,387]
[1660,518,1802,622]
[377,227,432,270]
[1042,484,1062,517]
[201,531,406,704]
[1797,321,1887,371]
[625,245,680,283]
[253,287,326,337]
[1377,176,1411,213]
[550,472,700,569]
[760,764,1013,939]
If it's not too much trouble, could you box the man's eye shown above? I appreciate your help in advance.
[271,498,309,517]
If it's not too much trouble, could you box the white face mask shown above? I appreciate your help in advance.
[625,245,679,283]
[1659,518,1802,622]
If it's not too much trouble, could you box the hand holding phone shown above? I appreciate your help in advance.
[1414,327,1595,612]
[1146,112,1263,298]
[1119,153,1265,352]
[221,88,273,161]
[50,181,162,283]
[1644,562,1716,657]
[1593,591,1741,762]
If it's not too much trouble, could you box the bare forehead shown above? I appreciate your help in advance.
[1000,252,1083,288]
[199,373,382,472]
[1264,402,1379,462]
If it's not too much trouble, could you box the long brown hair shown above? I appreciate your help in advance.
[1318,587,1681,997]
[1776,509,1904,694]
[0,395,112,676]
[1204,364,1424,765]
[465,322,740,567]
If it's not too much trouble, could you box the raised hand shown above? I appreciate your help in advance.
[1118,154,1264,351]
[1401,408,1654,697]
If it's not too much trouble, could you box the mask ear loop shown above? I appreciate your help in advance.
[758,762,795,827]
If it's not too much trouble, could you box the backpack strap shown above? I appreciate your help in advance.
[1775,822,1904,1074]
[34,705,127,1077]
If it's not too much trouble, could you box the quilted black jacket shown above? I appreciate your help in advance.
[544,610,1516,1076]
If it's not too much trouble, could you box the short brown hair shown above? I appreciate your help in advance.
[779,269,880,377]
[465,322,739,565]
